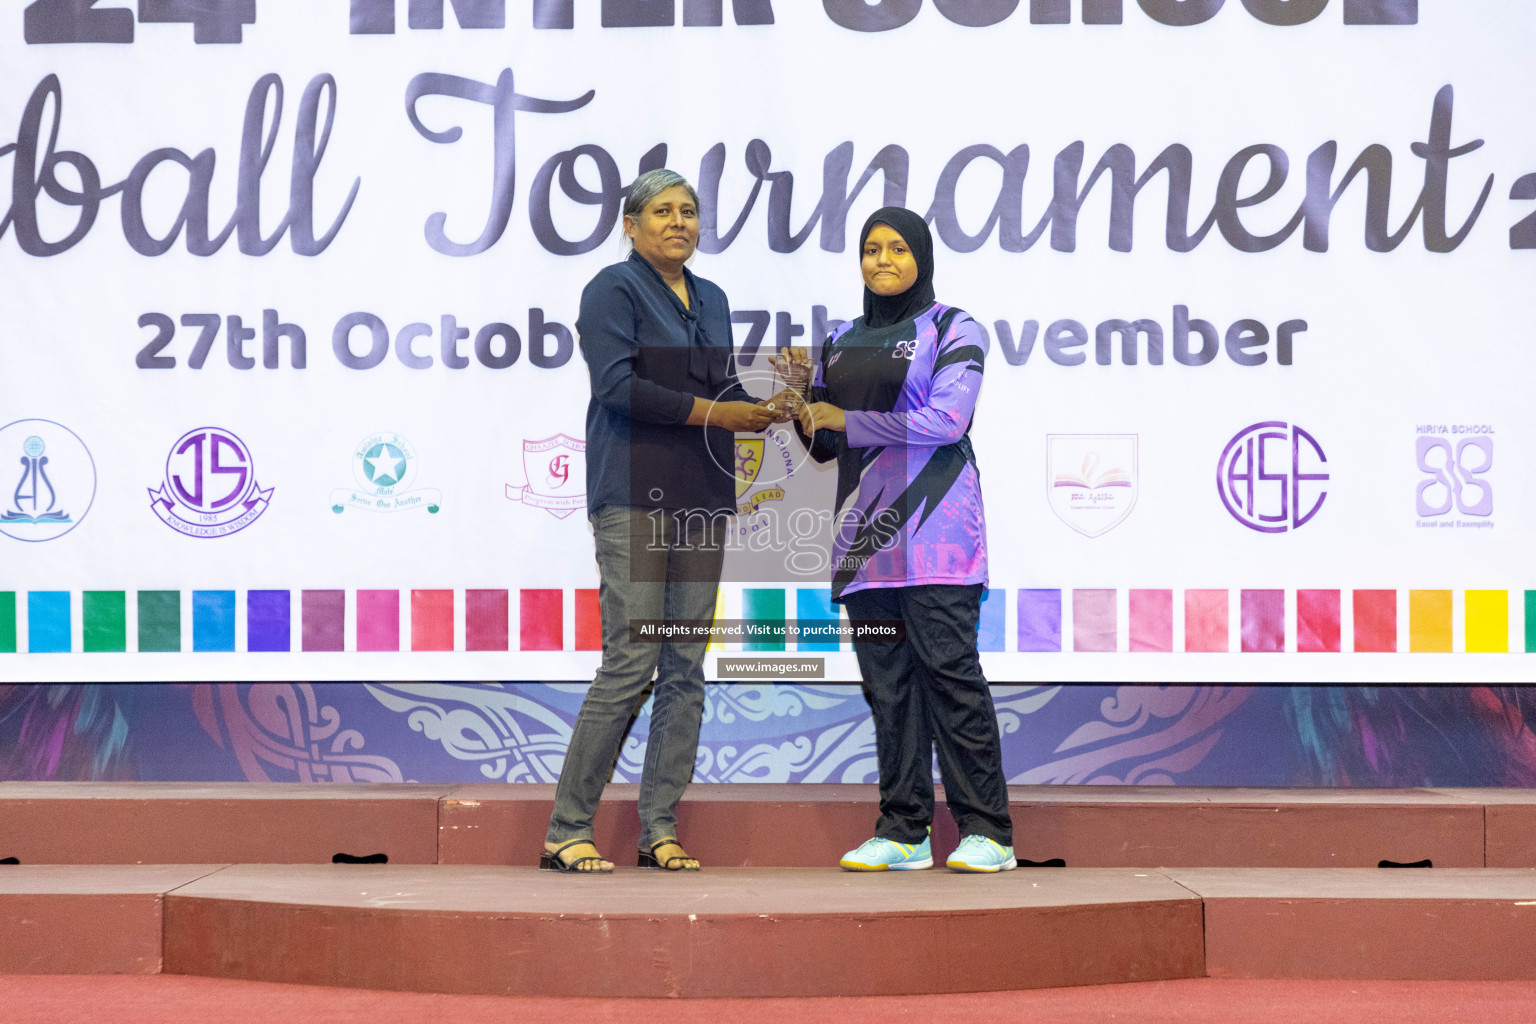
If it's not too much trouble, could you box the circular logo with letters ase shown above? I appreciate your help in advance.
[1216,421,1328,533]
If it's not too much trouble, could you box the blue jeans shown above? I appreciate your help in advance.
[546,505,725,851]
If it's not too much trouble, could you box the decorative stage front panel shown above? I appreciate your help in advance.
[2,2,1534,682]
[5,682,1536,789]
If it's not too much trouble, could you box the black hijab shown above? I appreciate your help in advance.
[859,206,936,329]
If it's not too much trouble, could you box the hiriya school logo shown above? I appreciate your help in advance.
[506,434,586,519]
[331,432,442,514]
[148,427,273,538]
[0,419,96,542]
[1415,425,1493,531]
[1047,434,1138,538]
[1216,421,1328,533]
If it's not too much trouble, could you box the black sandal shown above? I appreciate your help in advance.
[540,838,613,873]
[638,837,700,871]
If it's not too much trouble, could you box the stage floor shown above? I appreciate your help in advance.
[3,781,1530,867]
[3,783,1535,996]
[5,862,1536,994]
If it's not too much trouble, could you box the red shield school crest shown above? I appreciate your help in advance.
[506,434,587,519]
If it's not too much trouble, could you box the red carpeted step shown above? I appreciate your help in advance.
[12,862,1536,992]
[1169,867,1536,980]
[1012,786,1489,868]
[160,864,1204,997]
[0,782,448,865]
[2,783,1528,869]
[1428,788,1536,867]
[441,783,1496,868]
[438,782,927,866]
[0,865,226,973]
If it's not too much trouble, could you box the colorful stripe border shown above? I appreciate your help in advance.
[0,588,1531,655]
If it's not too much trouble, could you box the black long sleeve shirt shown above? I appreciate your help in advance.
[578,250,753,514]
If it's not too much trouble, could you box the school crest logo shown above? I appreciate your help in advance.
[331,432,442,514]
[1047,434,1138,538]
[1415,425,1493,532]
[735,438,764,498]
[0,419,96,542]
[506,434,586,519]
[736,437,789,515]
[148,426,273,538]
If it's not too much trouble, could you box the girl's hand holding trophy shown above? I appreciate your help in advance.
[763,346,814,423]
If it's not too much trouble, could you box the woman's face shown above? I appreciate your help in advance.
[625,185,699,270]
[861,223,919,297]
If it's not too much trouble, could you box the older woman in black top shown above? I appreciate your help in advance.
[542,169,776,873]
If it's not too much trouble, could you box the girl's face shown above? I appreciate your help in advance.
[861,224,918,296]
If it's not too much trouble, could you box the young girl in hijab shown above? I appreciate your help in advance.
[782,206,1015,872]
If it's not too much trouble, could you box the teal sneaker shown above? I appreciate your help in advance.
[840,836,933,871]
[946,835,1017,873]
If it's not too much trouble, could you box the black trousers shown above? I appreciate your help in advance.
[844,583,1013,846]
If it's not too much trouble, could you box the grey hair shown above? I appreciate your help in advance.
[621,169,701,246]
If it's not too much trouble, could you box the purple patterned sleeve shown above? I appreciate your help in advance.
[844,315,987,448]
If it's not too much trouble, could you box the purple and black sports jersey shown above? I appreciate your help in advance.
[800,301,989,601]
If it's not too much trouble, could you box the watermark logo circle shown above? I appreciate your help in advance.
[1216,420,1329,533]
[0,419,97,542]
[165,426,258,514]
[702,367,818,490]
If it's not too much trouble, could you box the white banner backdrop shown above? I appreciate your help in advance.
[2,0,1533,682]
